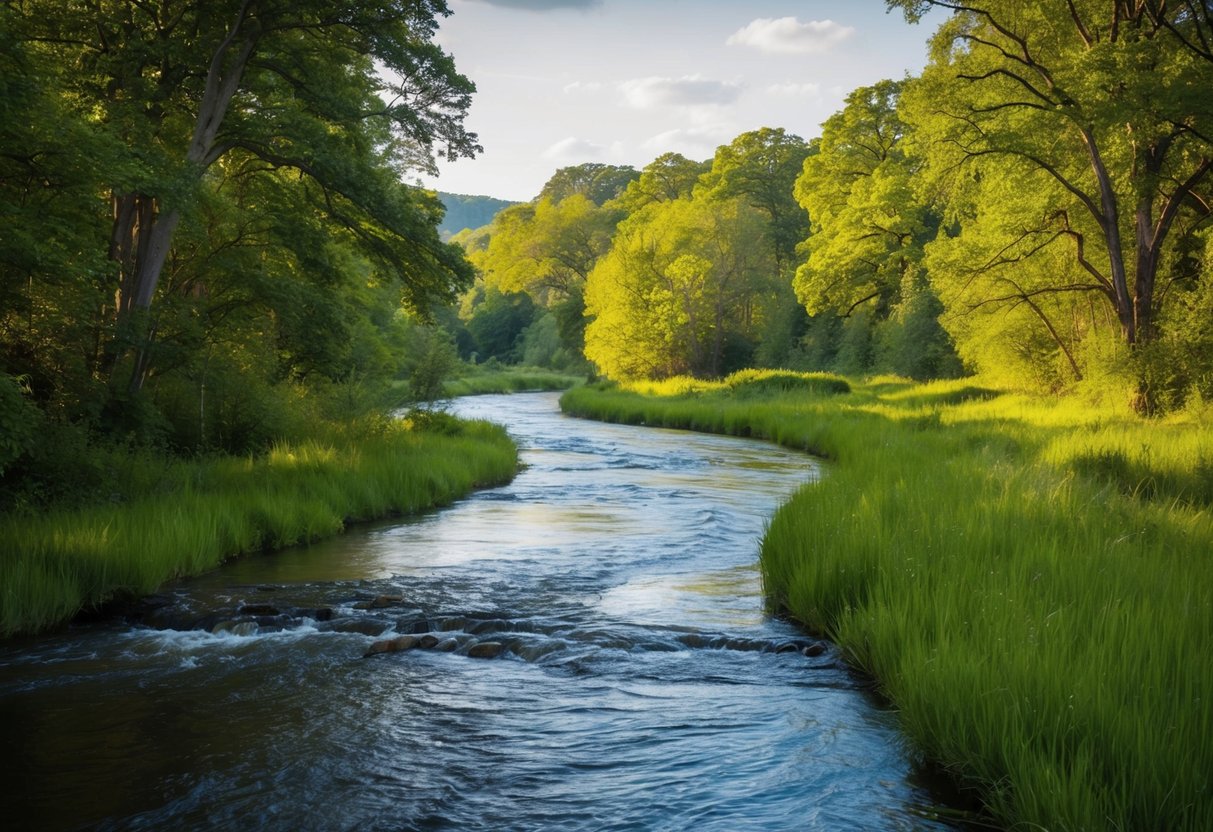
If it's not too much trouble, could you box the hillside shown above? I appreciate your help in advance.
[438,192,518,239]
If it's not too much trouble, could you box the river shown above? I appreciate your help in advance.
[0,392,964,831]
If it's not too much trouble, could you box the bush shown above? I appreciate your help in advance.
[0,373,39,476]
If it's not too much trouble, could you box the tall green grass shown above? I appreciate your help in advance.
[0,416,517,636]
[561,376,1213,832]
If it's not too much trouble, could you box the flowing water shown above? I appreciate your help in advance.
[0,393,965,831]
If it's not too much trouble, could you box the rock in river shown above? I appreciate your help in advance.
[467,641,506,659]
[363,635,420,657]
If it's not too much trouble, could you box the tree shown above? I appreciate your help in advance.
[9,0,479,394]
[700,127,812,274]
[791,80,960,379]
[464,288,536,363]
[537,163,639,205]
[474,195,620,304]
[616,152,710,211]
[584,196,773,380]
[890,0,1213,404]
[794,81,931,318]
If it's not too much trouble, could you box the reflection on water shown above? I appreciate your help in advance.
[0,393,965,831]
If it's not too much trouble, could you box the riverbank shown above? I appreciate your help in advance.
[560,373,1213,832]
[442,365,585,397]
[0,413,518,637]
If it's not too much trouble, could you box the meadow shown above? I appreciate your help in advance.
[0,414,517,636]
[561,371,1213,832]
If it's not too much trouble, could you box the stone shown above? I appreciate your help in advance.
[363,635,420,658]
[418,634,440,649]
[238,604,280,616]
[354,595,404,611]
[434,638,459,652]
[328,619,390,637]
[467,641,505,659]
[801,641,828,658]
[212,620,257,637]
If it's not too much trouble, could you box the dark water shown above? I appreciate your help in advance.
[0,393,964,831]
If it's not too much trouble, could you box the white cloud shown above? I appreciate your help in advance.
[542,136,608,161]
[766,82,822,97]
[726,18,855,54]
[620,75,743,110]
[641,124,736,159]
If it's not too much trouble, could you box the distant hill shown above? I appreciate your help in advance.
[437,192,518,239]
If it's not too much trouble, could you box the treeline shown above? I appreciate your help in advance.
[449,1,1213,413]
[0,1,483,508]
[449,136,963,384]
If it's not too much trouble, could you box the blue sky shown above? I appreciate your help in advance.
[420,0,947,201]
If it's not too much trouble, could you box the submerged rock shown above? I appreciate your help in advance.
[328,619,390,637]
[212,620,257,637]
[434,638,459,652]
[363,635,420,657]
[238,604,280,616]
[801,641,828,658]
[467,641,505,659]
[418,634,440,649]
[353,594,405,611]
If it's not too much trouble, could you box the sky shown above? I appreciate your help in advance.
[418,0,949,202]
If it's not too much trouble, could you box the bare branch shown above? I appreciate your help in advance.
[1067,0,1096,46]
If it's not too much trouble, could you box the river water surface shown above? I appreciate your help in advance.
[1,393,963,831]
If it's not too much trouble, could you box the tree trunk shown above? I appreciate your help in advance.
[1081,130,1137,345]
[106,4,257,394]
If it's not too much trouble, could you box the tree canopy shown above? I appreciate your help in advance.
[891,0,1213,402]
[1,0,481,476]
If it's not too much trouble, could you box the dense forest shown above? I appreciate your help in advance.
[0,0,485,505]
[446,1,1212,414]
[3,0,1212,505]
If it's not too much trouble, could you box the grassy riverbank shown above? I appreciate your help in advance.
[0,414,518,637]
[561,372,1213,832]
[442,365,585,397]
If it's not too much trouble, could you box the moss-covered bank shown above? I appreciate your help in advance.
[560,373,1213,832]
[1,414,518,636]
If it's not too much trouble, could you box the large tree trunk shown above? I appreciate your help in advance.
[106,5,257,394]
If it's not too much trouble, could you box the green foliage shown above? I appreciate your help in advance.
[407,325,459,405]
[464,288,537,363]
[584,196,773,380]
[616,152,710,211]
[474,194,621,305]
[0,0,480,495]
[894,0,1213,398]
[700,127,811,271]
[564,376,1213,832]
[442,366,583,397]
[723,369,850,397]
[0,375,39,477]
[538,163,640,205]
[519,313,581,371]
